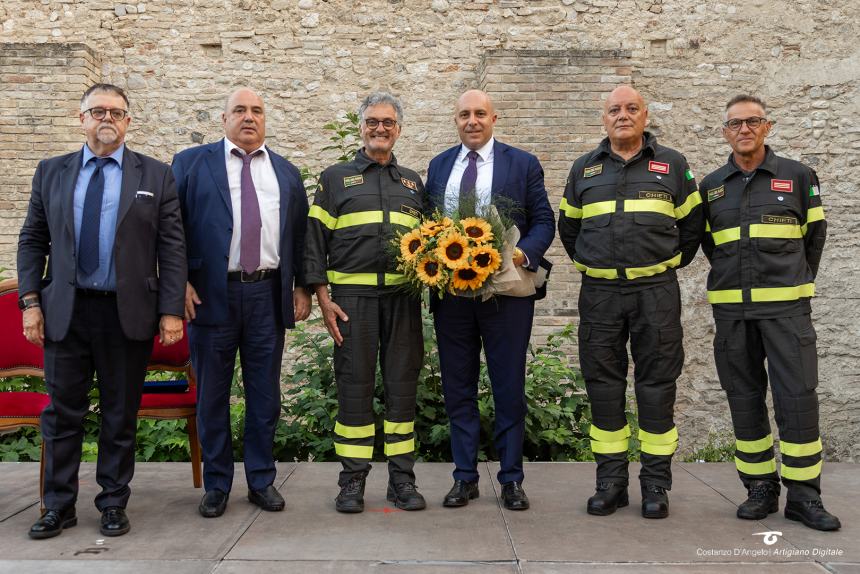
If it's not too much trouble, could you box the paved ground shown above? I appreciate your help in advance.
[0,462,855,573]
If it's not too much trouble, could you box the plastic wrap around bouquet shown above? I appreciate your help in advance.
[395,205,547,301]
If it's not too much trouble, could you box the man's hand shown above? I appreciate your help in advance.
[315,285,348,346]
[294,288,312,322]
[159,315,184,346]
[22,307,45,348]
[185,282,201,320]
[512,246,526,267]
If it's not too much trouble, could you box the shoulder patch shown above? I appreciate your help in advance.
[583,164,603,178]
[770,179,793,193]
[706,185,725,202]
[401,177,418,192]
[648,161,670,174]
[809,184,820,197]
[343,175,364,188]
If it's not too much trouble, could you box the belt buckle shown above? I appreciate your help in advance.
[240,271,255,283]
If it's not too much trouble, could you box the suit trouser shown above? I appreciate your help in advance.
[713,315,822,501]
[189,278,285,493]
[332,293,423,486]
[434,295,534,485]
[41,291,152,511]
[578,281,683,490]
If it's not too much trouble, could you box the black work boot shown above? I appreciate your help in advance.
[737,481,779,520]
[587,482,629,516]
[785,499,841,531]
[641,483,669,519]
[335,474,366,513]
[387,481,426,511]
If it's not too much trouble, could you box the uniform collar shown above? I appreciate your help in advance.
[726,145,778,177]
[353,148,401,177]
[596,131,657,159]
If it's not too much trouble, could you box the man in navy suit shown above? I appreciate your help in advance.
[172,88,311,518]
[425,90,555,510]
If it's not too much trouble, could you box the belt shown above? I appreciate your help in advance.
[76,288,116,298]
[227,269,277,282]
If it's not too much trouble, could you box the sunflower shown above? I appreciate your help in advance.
[460,217,494,244]
[420,217,454,238]
[399,229,424,262]
[415,256,445,287]
[451,267,486,291]
[436,231,471,269]
[470,245,502,274]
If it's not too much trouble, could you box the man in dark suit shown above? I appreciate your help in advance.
[425,89,555,511]
[18,84,187,539]
[172,87,311,518]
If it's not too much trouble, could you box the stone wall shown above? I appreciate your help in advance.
[0,0,858,461]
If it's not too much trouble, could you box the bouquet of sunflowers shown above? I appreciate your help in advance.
[396,209,506,297]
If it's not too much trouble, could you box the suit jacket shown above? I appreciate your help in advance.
[17,147,187,342]
[172,139,308,329]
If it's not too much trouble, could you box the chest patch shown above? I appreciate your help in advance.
[770,179,793,193]
[639,190,672,202]
[648,161,670,175]
[401,205,420,219]
[401,177,418,192]
[343,175,364,188]
[583,164,603,178]
[762,214,798,225]
[707,185,725,202]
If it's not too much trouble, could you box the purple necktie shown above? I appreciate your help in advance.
[459,150,479,215]
[231,148,263,274]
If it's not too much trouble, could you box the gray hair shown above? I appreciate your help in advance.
[80,83,129,111]
[358,91,404,124]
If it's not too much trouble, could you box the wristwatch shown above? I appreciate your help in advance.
[18,297,40,311]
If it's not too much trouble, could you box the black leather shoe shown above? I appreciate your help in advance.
[785,499,841,531]
[335,475,366,513]
[28,507,77,540]
[641,484,669,519]
[443,480,480,507]
[199,489,229,518]
[100,507,130,537]
[387,481,426,511]
[501,481,530,511]
[737,481,779,520]
[587,482,629,516]
[248,485,285,512]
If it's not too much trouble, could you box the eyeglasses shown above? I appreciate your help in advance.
[84,107,129,121]
[364,118,398,130]
[723,116,768,131]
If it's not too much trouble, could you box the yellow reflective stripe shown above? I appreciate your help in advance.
[335,443,374,459]
[705,220,711,232]
[749,223,803,239]
[750,283,815,302]
[335,210,383,229]
[624,199,675,218]
[639,427,679,445]
[708,289,743,304]
[589,424,631,442]
[590,438,629,454]
[573,260,619,280]
[327,271,375,285]
[582,200,616,218]
[309,205,337,230]
[781,460,822,481]
[334,421,375,439]
[384,273,406,285]
[384,438,414,456]
[640,441,678,456]
[712,227,740,245]
[384,420,414,435]
[626,253,682,280]
[735,457,777,476]
[736,435,774,454]
[390,212,420,228]
[780,438,822,458]
[674,190,702,219]
[559,197,583,219]
[802,206,825,235]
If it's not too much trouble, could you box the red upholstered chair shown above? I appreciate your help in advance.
[139,323,202,488]
[0,278,49,505]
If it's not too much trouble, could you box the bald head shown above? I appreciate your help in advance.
[223,87,266,154]
[602,85,648,151]
[455,89,497,150]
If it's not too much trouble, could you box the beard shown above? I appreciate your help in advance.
[96,125,118,145]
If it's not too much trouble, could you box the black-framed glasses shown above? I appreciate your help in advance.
[364,118,398,130]
[723,116,768,131]
[84,107,129,121]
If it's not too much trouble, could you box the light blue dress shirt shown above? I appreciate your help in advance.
[73,144,124,291]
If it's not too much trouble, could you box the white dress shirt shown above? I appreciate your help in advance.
[224,138,280,272]
[443,136,495,214]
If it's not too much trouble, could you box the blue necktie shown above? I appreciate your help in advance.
[78,157,111,275]
[459,150,479,215]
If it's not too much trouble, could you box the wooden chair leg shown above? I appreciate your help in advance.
[187,414,202,488]
[39,437,46,512]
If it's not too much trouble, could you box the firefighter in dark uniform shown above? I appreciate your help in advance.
[304,92,427,513]
[558,86,703,519]
[700,94,839,531]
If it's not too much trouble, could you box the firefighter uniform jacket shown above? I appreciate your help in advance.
[304,149,427,296]
[558,133,703,289]
[700,147,826,320]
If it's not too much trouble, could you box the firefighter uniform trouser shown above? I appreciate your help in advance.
[713,315,823,502]
[332,293,423,487]
[578,280,684,490]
